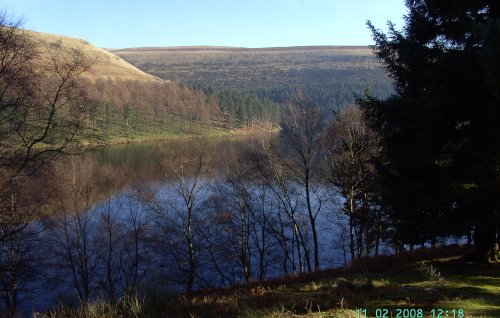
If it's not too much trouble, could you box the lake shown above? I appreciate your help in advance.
[6,135,390,316]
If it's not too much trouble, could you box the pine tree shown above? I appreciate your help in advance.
[360,0,500,260]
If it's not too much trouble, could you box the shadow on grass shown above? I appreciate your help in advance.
[48,247,499,318]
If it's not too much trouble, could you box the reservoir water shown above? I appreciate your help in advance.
[6,136,391,315]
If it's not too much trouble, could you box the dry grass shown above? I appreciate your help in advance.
[27,30,162,83]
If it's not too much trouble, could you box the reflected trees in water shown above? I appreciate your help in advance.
[1,106,387,315]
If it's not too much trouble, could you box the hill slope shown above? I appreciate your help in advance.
[111,46,393,111]
[25,30,229,141]
[111,45,388,90]
[29,30,162,83]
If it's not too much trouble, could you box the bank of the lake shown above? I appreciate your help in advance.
[81,126,280,148]
[48,247,500,318]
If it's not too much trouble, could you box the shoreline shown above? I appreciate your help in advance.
[82,126,281,148]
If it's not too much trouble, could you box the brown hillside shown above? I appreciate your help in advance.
[24,30,221,130]
[28,30,162,83]
[110,45,386,90]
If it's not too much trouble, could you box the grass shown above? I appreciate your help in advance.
[43,247,500,318]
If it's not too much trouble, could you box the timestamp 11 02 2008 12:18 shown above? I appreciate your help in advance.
[356,308,465,318]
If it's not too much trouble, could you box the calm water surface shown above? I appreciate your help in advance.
[16,136,391,316]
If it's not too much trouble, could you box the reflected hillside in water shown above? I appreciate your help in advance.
[89,135,274,186]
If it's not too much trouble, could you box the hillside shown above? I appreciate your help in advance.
[29,30,162,83]
[24,30,250,141]
[111,46,394,111]
[111,46,387,90]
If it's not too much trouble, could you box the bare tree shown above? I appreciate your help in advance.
[212,153,274,283]
[250,183,272,281]
[0,13,92,314]
[0,221,44,317]
[0,14,39,173]
[202,202,238,287]
[96,191,122,303]
[218,160,255,283]
[151,140,211,292]
[279,92,326,272]
[0,11,92,246]
[42,157,100,307]
[254,140,311,274]
[42,159,152,308]
[325,105,381,260]
[95,188,151,301]
[117,190,151,297]
[0,25,92,176]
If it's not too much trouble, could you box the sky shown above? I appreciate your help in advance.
[1,0,407,49]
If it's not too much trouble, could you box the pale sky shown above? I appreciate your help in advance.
[1,0,407,49]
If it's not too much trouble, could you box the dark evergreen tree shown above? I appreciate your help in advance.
[360,0,500,259]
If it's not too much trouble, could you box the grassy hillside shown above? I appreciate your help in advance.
[29,30,162,83]
[49,247,500,317]
[111,46,387,90]
[111,46,394,112]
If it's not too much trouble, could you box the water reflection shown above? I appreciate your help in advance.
[91,136,272,186]
[4,135,390,316]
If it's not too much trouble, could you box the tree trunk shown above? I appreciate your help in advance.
[305,174,320,271]
[187,238,195,292]
[472,210,498,261]
[186,206,195,293]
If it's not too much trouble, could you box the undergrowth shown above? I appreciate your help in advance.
[39,247,500,318]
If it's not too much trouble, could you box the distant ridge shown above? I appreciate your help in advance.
[112,45,371,52]
[111,44,385,92]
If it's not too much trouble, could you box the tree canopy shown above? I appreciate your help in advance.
[360,0,500,259]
